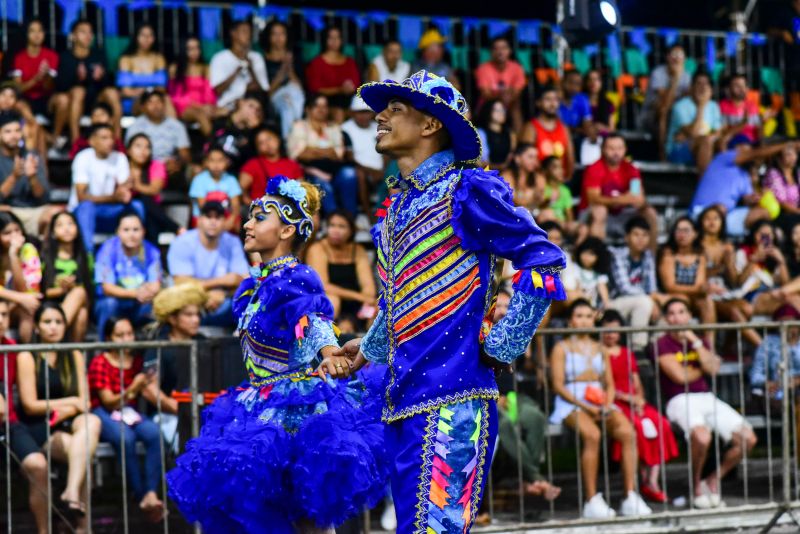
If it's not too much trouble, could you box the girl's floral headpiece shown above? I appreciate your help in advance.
[251,176,314,240]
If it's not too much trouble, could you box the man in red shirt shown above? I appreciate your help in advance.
[580,133,658,247]
[238,125,303,205]
[719,74,763,145]
[474,36,527,132]
[10,20,60,116]
[0,299,50,534]
[520,86,575,180]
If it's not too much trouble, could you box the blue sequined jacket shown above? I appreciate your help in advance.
[361,150,566,423]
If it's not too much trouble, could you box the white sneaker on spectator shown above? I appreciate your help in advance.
[380,502,397,530]
[47,136,69,159]
[582,492,616,519]
[693,493,713,509]
[619,491,653,516]
[699,480,723,508]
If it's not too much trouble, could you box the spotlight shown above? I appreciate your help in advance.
[561,0,621,46]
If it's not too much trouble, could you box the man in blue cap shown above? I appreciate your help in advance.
[336,70,566,532]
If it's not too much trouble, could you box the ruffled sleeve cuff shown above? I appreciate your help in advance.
[512,268,566,301]
[361,309,389,364]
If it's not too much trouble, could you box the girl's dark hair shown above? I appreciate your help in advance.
[327,210,356,243]
[254,124,287,158]
[26,18,44,34]
[697,205,728,241]
[574,236,610,275]
[263,20,293,54]
[568,297,595,318]
[541,155,560,173]
[321,26,343,54]
[506,143,538,187]
[0,212,27,251]
[103,316,133,341]
[126,133,153,186]
[41,212,93,300]
[475,98,508,131]
[664,215,702,254]
[598,308,625,326]
[33,302,78,396]
[172,36,203,89]
[116,209,144,231]
[124,22,159,56]
[745,219,775,247]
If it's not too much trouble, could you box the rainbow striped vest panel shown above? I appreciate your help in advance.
[376,169,498,423]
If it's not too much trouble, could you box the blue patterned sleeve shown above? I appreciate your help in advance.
[483,293,551,363]
[360,309,389,364]
[295,314,340,365]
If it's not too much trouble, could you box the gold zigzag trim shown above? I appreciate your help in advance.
[382,388,499,423]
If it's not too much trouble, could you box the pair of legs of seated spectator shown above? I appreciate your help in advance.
[51,86,122,143]
[588,204,659,252]
[667,134,717,174]
[92,406,164,516]
[307,166,358,216]
[73,200,145,253]
[665,392,757,508]
[271,82,305,140]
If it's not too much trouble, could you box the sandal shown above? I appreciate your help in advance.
[60,499,86,524]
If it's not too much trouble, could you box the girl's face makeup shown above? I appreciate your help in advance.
[242,202,291,255]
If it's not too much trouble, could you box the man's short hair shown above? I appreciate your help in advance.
[602,132,626,147]
[0,111,23,130]
[625,215,651,234]
[540,220,564,235]
[538,85,558,99]
[663,297,690,316]
[91,102,113,117]
[230,19,252,33]
[490,35,511,48]
[88,123,113,137]
[70,19,92,33]
[139,89,165,106]
[692,69,711,85]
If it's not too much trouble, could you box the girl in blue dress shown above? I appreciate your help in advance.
[167,176,387,533]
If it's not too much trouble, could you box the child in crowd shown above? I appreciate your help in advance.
[0,212,42,341]
[563,236,611,311]
[599,310,678,504]
[536,156,576,233]
[188,147,242,232]
[40,212,91,341]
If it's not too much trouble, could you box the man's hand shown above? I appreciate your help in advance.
[135,282,159,304]
[332,338,369,373]
[92,64,105,81]
[10,156,24,180]
[164,157,183,175]
[114,186,132,204]
[206,289,226,312]
[316,345,353,380]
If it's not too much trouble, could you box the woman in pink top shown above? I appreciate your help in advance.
[126,133,182,243]
[763,144,800,217]
[168,37,226,136]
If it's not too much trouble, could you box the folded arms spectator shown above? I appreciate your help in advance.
[167,203,249,327]
[305,25,360,123]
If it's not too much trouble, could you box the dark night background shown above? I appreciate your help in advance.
[281,0,787,32]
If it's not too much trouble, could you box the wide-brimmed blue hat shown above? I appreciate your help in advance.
[357,70,481,163]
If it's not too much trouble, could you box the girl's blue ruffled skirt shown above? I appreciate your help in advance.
[166,371,388,534]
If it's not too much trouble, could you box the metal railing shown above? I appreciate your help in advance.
[1,322,799,532]
[479,320,800,532]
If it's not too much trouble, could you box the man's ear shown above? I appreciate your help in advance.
[420,115,445,139]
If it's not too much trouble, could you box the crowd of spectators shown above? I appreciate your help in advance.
[0,10,799,529]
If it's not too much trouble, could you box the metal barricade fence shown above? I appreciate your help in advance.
[1,325,799,532]
[479,320,800,532]
[0,339,197,534]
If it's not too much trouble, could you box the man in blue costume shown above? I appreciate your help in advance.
[336,70,566,533]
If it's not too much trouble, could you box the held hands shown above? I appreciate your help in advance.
[316,345,354,381]
[331,338,368,373]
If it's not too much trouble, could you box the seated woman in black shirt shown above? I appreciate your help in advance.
[476,98,516,170]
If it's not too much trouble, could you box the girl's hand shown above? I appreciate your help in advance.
[17,293,41,316]
[316,351,353,381]
[583,404,601,419]
[8,234,25,257]
[58,275,76,291]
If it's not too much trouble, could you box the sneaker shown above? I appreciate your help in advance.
[699,480,722,508]
[582,492,616,519]
[619,491,653,516]
[380,502,397,531]
[693,493,713,509]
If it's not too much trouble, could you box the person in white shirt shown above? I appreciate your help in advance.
[366,40,410,83]
[341,96,384,217]
[209,20,269,110]
[70,123,144,251]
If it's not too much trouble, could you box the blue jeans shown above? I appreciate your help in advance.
[201,297,235,327]
[308,165,358,216]
[271,82,305,140]
[93,406,163,500]
[94,297,153,340]
[73,200,146,252]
